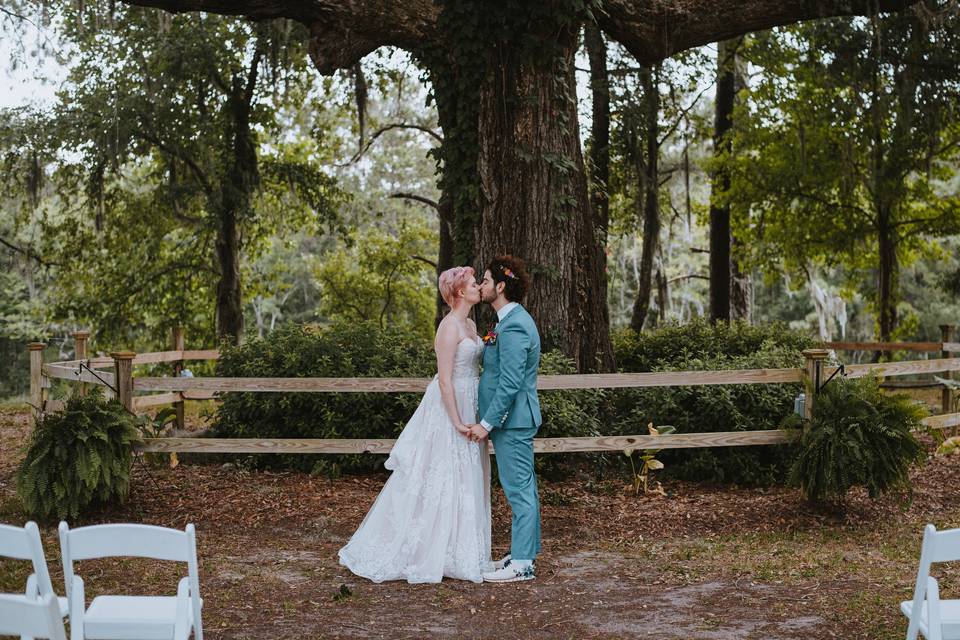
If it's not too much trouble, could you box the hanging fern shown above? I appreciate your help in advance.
[16,389,141,521]
[788,374,927,504]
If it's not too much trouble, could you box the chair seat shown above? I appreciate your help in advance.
[901,599,960,639]
[83,595,201,640]
[57,595,68,618]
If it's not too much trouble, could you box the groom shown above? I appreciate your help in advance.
[466,255,542,583]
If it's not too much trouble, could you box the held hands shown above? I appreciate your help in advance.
[465,423,489,442]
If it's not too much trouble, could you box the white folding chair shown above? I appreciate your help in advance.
[0,522,68,617]
[903,524,960,640]
[58,522,203,640]
[0,594,67,640]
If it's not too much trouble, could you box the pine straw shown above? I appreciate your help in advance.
[1,404,958,639]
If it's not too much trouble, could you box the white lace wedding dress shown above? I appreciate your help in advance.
[338,336,492,583]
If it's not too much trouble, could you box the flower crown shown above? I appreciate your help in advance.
[499,265,518,280]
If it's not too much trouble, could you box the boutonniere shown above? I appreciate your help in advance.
[482,324,498,346]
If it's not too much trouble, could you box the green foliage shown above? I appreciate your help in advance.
[725,14,960,338]
[314,220,437,339]
[16,389,140,521]
[609,321,815,485]
[788,375,927,504]
[213,322,435,476]
[535,350,604,478]
[2,7,346,347]
[613,318,814,372]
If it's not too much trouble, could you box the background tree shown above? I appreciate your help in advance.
[726,7,960,344]
[25,7,344,345]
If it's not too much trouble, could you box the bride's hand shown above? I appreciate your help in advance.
[454,423,471,438]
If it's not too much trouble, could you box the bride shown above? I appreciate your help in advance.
[338,266,492,583]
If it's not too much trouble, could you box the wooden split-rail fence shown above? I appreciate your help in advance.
[26,325,960,456]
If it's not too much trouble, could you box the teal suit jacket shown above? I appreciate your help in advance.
[478,304,542,430]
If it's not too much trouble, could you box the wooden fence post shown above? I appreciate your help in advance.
[802,348,832,420]
[112,351,136,413]
[28,342,46,423]
[172,326,185,430]
[72,330,90,396]
[942,324,957,415]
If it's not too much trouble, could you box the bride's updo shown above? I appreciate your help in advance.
[438,266,475,306]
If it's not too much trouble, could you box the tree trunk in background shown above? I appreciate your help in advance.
[585,22,610,249]
[877,214,898,342]
[730,242,752,322]
[214,58,261,344]
[709,37,742,323]
[630,66,660,333]
[475,26,613,371]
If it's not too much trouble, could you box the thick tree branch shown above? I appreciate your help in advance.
[118,0,438,73]
[599,0,921,66]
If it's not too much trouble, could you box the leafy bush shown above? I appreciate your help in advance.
[612,318,814,372]
[608,321,816,486]
[213,322,604,477]
[535,351,604,479]
[788,375,927,504]
[16,389,140,521]
[213,322,435,476]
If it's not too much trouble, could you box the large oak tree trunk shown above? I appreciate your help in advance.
[475,26,613,371]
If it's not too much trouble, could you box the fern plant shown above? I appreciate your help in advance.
[788,375,927,504]
[16,389,141,521]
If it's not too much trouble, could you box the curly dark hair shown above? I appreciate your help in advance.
[486,255,531,302]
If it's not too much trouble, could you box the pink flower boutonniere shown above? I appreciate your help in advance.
[482,325,498,346]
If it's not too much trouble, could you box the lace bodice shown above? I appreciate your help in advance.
[452,336,483,380]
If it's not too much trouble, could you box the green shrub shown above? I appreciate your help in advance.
[535,351,604,479]
[213,322,603,477]
[788,375,927,504]
[609,321,816,486]
[213,322,435,476]
[16,389,140,521]
[612,318,814,372]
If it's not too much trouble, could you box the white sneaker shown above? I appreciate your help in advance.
[482,554,511,573]
[482,561,535,583]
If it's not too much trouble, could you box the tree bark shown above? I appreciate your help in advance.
[877,215,898,343]
[709,38,741,323]
[729,242,752,323]
[214,54,261,343]
[584,23,610,241]
[630,66,660,333]
[474,26,613,371]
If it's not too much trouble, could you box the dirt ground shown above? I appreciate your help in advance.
[1,403,958,639]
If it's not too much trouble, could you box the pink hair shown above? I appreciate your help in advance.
[438,266,475,306]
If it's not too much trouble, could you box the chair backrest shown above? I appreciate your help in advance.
[58,522,201,637]
[0,521,57,599]
[0,593,67,640]
[907,524,960,640]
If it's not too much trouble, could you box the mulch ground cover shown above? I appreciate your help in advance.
[2,404,958,639]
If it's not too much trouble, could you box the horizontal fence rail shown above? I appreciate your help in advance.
[132,368,806,394]
[136,413,959,455]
